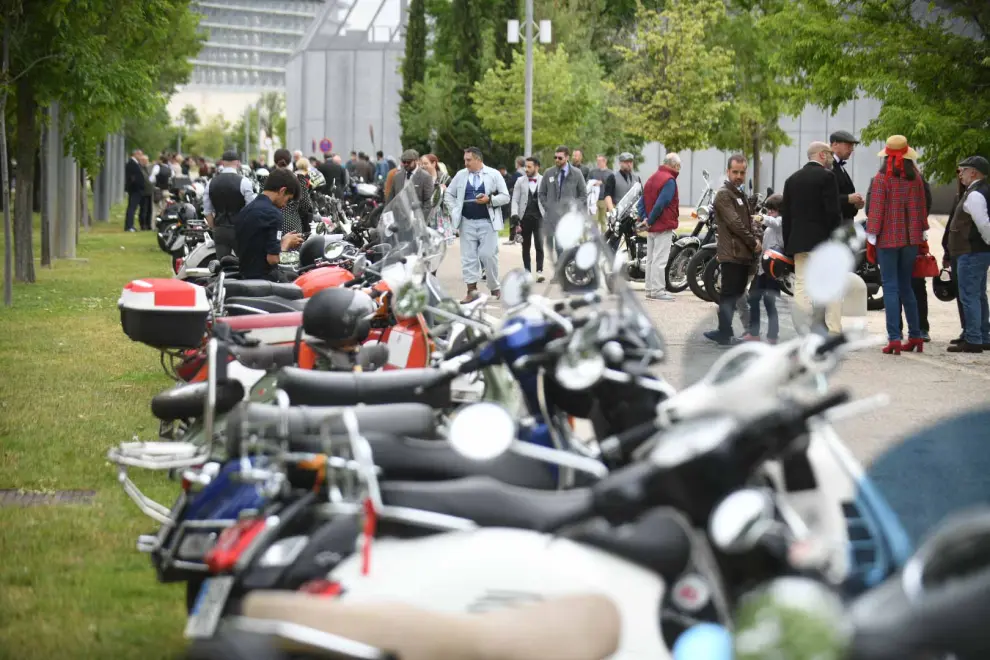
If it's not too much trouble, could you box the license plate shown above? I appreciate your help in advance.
[184,576,234,639]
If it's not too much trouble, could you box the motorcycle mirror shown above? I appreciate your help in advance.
[766,186,774,197]
[324,241,346,261]
[448,402,516,460]
[574,242,599,271]
[805,240,855,305]
[555,352,606,391]
[702,169,710,181]
[555,211,585,251]
[501,269,532,307]
[352,255,367,277]
[709,489,776,553]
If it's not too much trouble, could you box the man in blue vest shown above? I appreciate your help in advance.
[444,147,511,302]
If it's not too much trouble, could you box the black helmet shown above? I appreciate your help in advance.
[298,235,329,269]
[303,287,375,346]
[933,267,956,302]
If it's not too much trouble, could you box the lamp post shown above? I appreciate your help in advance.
[508,3,551,156]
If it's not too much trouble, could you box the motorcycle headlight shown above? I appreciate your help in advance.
[697,206,709,221]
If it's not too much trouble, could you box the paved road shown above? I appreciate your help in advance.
[431,224,990,466]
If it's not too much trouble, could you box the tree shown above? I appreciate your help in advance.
[472,47,597,154]
[124,100,178,156]
[1,0,202,283]
[400,0,428,152]
[494,0,519,67]
[401,64,485,167]
[226,107,259,159]
[611,0,734,152]
[258,91,284,139]
[185,113,231,159]
[768,0,990,182]
[450,0,488,88]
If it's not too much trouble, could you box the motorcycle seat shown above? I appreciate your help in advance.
[229,343,296,371]
[240,591,621,660]
[224,296,308,315]
[275,366,452,409]
[223,280,303,300]
[380,476,593,532]
[568,509,693,581]
[150,380,245,422]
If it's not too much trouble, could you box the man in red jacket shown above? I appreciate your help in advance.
[637,152,682,301]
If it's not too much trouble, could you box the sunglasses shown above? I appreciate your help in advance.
[554,155,566,161]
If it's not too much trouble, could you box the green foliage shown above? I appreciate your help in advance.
[494,0,520,66]
[400,0,428,151]
[258,92,285,143]
[401,63,485,167]
[124,101,178,156]
[184,114,230,160]
[225,108,259,158]
[179,104,200,130]
[450,0,488,86]
[611,0,734,152]
[767,0,990,183]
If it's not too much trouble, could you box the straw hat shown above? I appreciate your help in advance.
[878,135,919,160]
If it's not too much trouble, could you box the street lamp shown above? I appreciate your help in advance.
[508,2,552,157]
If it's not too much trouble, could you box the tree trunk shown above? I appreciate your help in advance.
[79,167,89,233]
[40,123,51,266]
[1,25,11,306]
[32,146,41,211]
[752,131,762,195]
[13,76,37,283]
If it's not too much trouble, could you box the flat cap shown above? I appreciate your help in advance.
[958,155,989,176]
[829,130,860,145]
[221,149,239,162]
[400,149,420,162]
[618,152,635,162]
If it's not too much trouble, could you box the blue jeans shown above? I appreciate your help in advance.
[876,245,921,341]
[957,251,990,345]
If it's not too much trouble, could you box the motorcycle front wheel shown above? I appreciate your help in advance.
[666,245,696,292]
[687,249,714,302]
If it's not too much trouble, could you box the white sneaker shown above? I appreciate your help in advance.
[648,292,675,301]
[536,271,545,283]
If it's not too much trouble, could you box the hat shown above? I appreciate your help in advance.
[829,130,859,145]
[221,149,239,162]
[877,135,919,161]
[618,152,635,162]
[958,155,989,176]
[400,149,420,162]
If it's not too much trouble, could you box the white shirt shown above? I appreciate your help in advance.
[963,181,990,244]
[203,166,257,216]
[149,163,165,183]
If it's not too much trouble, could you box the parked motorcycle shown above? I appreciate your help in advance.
[666,169,716,293]
[603,181,646,281]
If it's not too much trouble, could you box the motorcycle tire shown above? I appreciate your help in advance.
[687,249,714,302]
[703,256,721,304]
[666,245,696,293]
[625,263,645,282]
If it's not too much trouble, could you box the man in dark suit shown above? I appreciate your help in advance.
[124,149,146,232]
[781,141,843,333]
[829,130,865,224]
[316,153,347,195]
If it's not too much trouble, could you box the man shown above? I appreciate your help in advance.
[604,153,641,213]
[124,149,145,232]
[587,154,613,229]
[317,153,347,195]
[291,150,304,170]
[149,154,172,219]
[204,149,257,259]
[538,145,588,257]
[345,151,359,179]
[781,141,843,334]
[375,151,390,182]
[705,155,760,345]
[444,147,511,302]
[510,156,546,282]
[387,149,433,209]
[505,156,527,244]
[572,149,590,180]
[139,154,155,231]
[947,156,990,353]
[234,168,304,281]
[829,130,866,224]
[638,152,681,301]
[354,152,376,183]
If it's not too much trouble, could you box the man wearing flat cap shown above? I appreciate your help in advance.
[604,153,642,213]
[386,148,433,210]
[204,149,257,259]
[947,155,990,353]
[829,130,866,224]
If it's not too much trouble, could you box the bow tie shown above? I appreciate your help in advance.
[835,159,847,167]
[529,178,537,182]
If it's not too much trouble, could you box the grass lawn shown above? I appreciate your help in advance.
[0,207,188,658]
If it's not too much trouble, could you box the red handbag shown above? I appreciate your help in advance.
[866,242,877,264]
[913,242,939,278]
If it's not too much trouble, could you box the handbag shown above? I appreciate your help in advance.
[913,241,939,278]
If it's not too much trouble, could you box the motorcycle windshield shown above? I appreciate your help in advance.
[614,181,643,221]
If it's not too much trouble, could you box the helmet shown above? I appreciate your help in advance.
[302,287,376,346]
[179,203,197,222]
[761,249,794,280]
[933,267,956,302]
[255,168,269,188]
[298,234,329,269]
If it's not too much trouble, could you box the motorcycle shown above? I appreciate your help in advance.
[666,169,716,293]
[603,181,646,282]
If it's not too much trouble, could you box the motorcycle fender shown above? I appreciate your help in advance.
[330,528,666,658]
[673,236,701,250]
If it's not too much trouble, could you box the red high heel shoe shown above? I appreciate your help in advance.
[882,340,901,355]
[901,338,925,353]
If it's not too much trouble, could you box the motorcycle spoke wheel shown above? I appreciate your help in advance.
[666,247,695,292]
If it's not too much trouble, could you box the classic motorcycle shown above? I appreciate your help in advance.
[666,169,716,293]
[603,181,646,281]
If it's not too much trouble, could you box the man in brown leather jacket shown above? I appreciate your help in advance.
[704,154,760,345]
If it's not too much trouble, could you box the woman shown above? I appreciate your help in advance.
[272,148,315,235]
[865,135,930,355]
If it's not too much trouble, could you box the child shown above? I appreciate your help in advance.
[742,193,784,344]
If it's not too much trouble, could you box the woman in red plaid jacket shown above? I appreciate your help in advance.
[866,135,930,355]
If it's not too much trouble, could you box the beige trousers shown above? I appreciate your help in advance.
[793,252,842,334]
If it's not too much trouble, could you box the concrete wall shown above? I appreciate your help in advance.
[285,37,404,159]
[635,97,956,214]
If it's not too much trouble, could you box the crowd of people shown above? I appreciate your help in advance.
[125,135,989,352]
